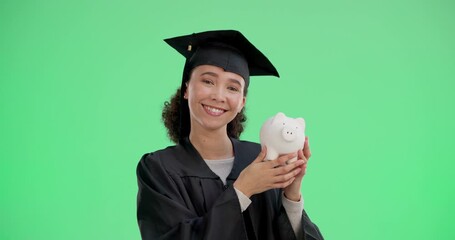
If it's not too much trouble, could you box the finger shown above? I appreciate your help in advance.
[253,146,267,163]
[276,152,297,166]
[271,168,302,184]
[297,149,307,163]
[301,163,308,175]
[271,159,304,175]
[273,167,301,183]
[303,136,311,159]
[273,177,296,189]
[268,153,294,168]
[298,149,305,160]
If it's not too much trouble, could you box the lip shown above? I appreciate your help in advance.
[202,104,227,116]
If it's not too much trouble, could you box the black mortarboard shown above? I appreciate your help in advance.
[164,30,280,87]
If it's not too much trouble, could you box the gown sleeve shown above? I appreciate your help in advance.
[136,153,249,240]
[274,190,324,240]
[301,209,325,240]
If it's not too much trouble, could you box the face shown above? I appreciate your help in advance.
[185,65,246,134]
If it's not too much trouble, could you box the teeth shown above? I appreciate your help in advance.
[205,105,224,114]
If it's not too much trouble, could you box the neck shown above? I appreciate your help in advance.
[189,128,234,160]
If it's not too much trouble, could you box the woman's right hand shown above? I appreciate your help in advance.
[233,147,305,198]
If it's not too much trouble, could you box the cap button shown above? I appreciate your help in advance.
[187,44,192,51]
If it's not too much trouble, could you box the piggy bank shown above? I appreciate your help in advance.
[259,112,306,163]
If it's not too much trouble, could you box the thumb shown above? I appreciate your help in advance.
[253,146,267,163]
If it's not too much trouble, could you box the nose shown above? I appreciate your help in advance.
[281,127,296,142]
[211,86,226,102]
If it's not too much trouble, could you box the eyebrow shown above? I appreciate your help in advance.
[200,71,218,78]
[200,71,243,86]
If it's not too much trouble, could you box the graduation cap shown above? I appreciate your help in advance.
[164,30,280,87]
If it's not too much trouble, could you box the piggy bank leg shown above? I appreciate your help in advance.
[266,149,279,161]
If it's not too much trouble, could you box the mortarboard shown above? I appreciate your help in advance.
[164,30,280,87]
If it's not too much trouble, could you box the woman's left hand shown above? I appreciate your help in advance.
[283,136,311,201]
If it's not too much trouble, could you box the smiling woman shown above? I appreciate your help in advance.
[136,30,324,240]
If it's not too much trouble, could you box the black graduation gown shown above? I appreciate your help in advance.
[136,137,324,240]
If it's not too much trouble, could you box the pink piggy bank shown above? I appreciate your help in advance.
[259,112,306,163]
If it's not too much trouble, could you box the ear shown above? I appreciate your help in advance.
[183,90,188,99]
[238,96,246,113]
[271,112,286,124]
[275,112,286,120]
[296,118,306,129]
[183,82,189,99]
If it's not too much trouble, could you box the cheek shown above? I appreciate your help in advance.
[186,86,198,101]
[188,83,209,98]
[229,95,245,108]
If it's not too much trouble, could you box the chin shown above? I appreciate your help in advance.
[201,122,229,132]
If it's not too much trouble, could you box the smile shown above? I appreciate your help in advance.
[202,104,227,116]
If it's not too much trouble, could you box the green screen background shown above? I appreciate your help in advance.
[1,0,454,239]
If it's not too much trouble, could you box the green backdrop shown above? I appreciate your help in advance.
[1,0,454,239]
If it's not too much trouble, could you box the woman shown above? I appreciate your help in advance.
[136,30,324,240]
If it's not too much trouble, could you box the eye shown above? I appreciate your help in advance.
[282,123,285,125]
[202,79,214,85]
[227,86,240,92]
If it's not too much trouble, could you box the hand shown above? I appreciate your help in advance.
[283,136,312,201]
[234,146,305,198]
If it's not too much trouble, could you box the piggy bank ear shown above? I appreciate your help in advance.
[271,112,286,124]
[296,118,306,129]
[275,112,286,120]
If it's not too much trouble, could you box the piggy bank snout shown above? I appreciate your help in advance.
[281,126,297,142]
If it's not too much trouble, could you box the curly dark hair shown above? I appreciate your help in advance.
[162,87,248,143]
